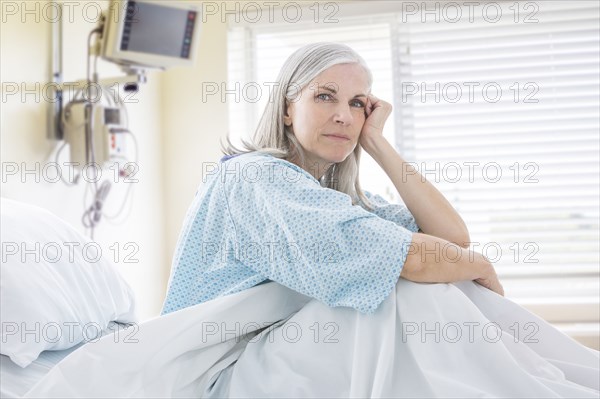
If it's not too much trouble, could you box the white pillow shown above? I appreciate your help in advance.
[0,198,137,368]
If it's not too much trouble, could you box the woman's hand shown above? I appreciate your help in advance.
[473,254,505,297]
[359,94,393,151]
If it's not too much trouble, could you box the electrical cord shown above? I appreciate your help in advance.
[82,27,105,239]
[103,130,138,223]
[82,180,111,239]
[54,140,80,186]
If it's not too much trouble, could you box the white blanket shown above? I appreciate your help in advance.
[25,280,599,398]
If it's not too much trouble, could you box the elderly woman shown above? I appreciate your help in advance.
[162,43,503,316]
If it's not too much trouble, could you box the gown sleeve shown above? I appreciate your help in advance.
[221,155,416,315]
[361,190,420,233]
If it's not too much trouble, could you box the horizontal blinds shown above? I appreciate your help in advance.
[394,1,600,284]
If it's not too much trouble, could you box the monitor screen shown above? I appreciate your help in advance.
[120,1,197,60]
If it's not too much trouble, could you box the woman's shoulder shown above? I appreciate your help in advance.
[220,151,274,164]
[220,151,318,185]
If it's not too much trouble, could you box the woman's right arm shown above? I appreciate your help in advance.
[400,233,505,296]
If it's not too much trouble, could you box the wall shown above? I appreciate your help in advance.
[160,14,229,295]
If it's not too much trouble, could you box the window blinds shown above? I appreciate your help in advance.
[392,2,599,310]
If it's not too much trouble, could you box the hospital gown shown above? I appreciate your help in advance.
[161,151,419,315]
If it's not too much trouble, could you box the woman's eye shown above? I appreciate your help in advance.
[351,100,365,108]
[316,93,333,102]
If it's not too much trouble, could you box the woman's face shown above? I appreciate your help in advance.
[284,63,370,177]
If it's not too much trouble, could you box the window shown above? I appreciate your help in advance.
[227,1,599,347]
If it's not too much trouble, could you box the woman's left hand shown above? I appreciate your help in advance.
[359,94,393,150]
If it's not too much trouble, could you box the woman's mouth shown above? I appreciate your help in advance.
[324,134,350,141]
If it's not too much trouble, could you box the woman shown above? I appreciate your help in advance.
[161,43,598,398]
[162,42,503,316]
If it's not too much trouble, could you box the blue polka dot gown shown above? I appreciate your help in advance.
[161,152,418,315]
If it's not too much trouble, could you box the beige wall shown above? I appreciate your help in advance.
[0,0,229,320]
[161,17,229,294]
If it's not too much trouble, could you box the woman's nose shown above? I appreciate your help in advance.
[333,104,353,125]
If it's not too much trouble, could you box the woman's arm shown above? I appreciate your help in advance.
[401,233,504,296]
[360,95,470,248]
[363,136,470,247]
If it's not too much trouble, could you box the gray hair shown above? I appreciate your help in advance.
[222,42,374,209]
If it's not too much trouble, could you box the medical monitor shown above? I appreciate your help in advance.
[101,0,201,69]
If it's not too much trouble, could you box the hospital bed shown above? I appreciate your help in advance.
[0,322,128,398]
[2,198,599,398]
[0,198,138,398]
[2,344,78,397]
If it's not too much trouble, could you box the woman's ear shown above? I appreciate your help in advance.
[283,99,293,127]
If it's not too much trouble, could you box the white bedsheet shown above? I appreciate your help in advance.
[24,280,600,398]
[1,347,80,398]
[1,322,128,398]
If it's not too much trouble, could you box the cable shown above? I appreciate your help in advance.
[54,140,80,186]
[81,27,105,239]
[103,130,138,223]
[87,28,102,87]
[82,180,112,239]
